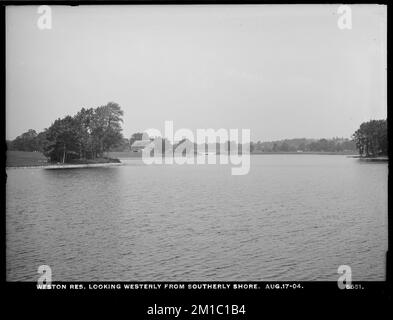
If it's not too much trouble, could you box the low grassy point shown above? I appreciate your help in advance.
[6,151,49,167]
[6,151,122,168]
[107,151,143,158]
[357,156,388,162]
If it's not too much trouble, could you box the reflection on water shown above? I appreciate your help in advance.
[6,155,388,281]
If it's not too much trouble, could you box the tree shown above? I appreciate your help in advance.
[74,107,94,159]
[35,131,49,153]
[352,119,387,157]
[43,116,80,163]
[10,129,39,151]
[90,102,124,157]
[109,138,130,152]
[280,141,290,152]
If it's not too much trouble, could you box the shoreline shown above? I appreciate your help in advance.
[347,155,388,161]
[6,151,123,168]
[109,151,359,159]
[358,157,388,162]
[7,151,388,169]
[6,162,124,169]
[251,152,358,156]
[6,152,375,169]
[44,162,124,169]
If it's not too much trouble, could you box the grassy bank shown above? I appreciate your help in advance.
[6,151,49,167]
[67,157,121,164]
[6,151,121,167]
[107,151,142,158]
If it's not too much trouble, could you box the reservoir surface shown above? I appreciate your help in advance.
[6,154,388,281]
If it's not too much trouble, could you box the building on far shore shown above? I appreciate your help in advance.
[130,140,152,152]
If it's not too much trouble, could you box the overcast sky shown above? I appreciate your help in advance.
[6,5,387,141]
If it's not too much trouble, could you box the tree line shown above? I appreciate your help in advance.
[251,137,356,153]
[7,102,124,163]
[7,117,387,158]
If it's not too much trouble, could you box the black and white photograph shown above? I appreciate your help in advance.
[3,2,389,301]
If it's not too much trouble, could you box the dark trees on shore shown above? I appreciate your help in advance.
[44,116,81,163]
[8,102,124,163]
[44,102,124,162]
[352,119,387,157]
[9,114,385,159]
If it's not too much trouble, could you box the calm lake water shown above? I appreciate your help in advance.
[6,155,388,281]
